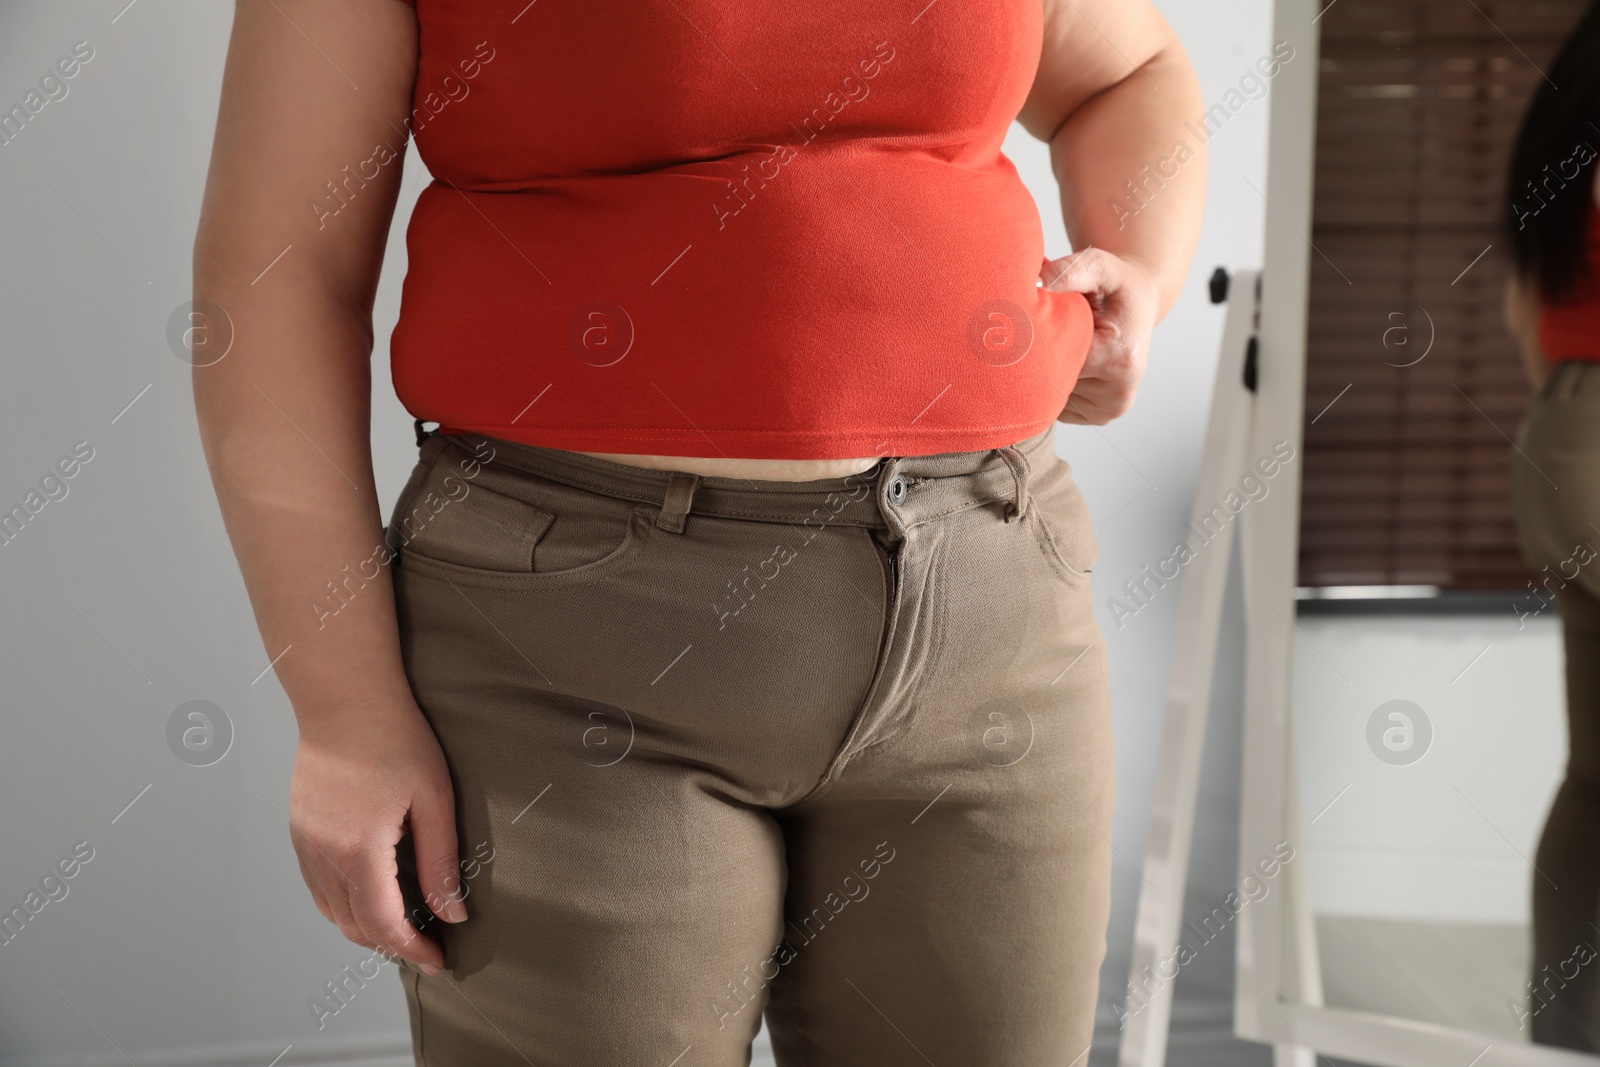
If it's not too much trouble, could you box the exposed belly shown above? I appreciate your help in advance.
[574,451,880,482]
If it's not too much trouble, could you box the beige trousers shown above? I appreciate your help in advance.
[385,424,1114,1066]
[1513,359,1600,1050]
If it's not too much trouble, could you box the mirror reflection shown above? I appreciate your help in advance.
[1291,0,1600,1051]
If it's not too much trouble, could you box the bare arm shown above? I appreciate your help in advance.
[194,0,461,970]
[1019,0,1207,422]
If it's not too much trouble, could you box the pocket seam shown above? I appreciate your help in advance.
[404,479,556,572]
[396,506,654,590]
[1028,503,1090,584]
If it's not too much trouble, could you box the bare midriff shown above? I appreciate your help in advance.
[575,452,880,482]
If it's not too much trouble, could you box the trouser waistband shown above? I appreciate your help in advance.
[414,422,1057,538]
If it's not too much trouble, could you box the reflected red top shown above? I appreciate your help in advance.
[388,0,1093,458]
[1538,200,1600,364]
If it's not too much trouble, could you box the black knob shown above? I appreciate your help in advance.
[1209,267,1229,305]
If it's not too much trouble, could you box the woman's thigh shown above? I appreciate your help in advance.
[386,435,891,1065]
[763,444,1115,1067]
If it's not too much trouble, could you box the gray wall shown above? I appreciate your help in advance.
[0,1,1273,1063]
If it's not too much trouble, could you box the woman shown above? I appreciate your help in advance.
[1504,0,1600,1049]
[193,1,1203,1062]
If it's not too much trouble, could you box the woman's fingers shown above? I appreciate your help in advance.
[285,702,462,978]
[347,843,445,974]
[1041,248,1114,300]
[296,827,378,951]
[1064,353,1142,424]
[410,784,469,925]
[290,809,441,969]
[1041,247,1157,425]
[1058,379,1139,425]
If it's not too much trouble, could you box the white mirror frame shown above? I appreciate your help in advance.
[1237,1,1597,1064]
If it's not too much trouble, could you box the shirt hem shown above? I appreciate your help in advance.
[430,419,1061,460]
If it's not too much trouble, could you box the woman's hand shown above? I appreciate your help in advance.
[290,697,464,974]
[1019,0,1203,424]
[1042,247,1161,425]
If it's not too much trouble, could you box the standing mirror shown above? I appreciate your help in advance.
[1235,0,1600,1063]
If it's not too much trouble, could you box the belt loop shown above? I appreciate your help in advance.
[414,418,439,447]
[996,446,1030,523]
[657,472,700,534]
[419,432,451,466]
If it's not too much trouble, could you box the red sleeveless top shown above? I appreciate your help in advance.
[1538,199,1600,364]
[389,0,1093,459]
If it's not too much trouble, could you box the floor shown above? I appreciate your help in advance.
[1316,914,1532,1043]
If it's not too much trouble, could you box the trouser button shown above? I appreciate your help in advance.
[887,474,908,506]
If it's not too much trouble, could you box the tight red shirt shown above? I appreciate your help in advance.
[386,0,1093,459]
[1539,200,1600,365]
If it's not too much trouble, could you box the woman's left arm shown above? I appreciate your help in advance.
[1019,0,1208,424]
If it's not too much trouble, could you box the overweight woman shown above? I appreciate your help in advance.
[193,1,1204,1062]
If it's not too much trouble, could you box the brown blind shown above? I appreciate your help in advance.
[1297,0,1585,588]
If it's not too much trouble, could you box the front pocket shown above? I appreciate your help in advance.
[397,506,655,591]
[389,438,653,588]
[1028,506,1091,584]
[1024,452,1098,581]
[401,480,555,572]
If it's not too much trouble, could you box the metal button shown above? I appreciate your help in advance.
[887,474,908,506]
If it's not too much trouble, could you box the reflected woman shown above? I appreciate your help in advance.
[1504,0,1600,1048]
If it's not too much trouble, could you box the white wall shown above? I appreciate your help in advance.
[0,3,419,1062]
[0,0,1272,1063]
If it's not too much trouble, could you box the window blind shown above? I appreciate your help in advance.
[1297,0,1585,588]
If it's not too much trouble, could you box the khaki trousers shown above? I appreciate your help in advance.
[1513,359,1600,1050]
[386,424,1114,1066]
